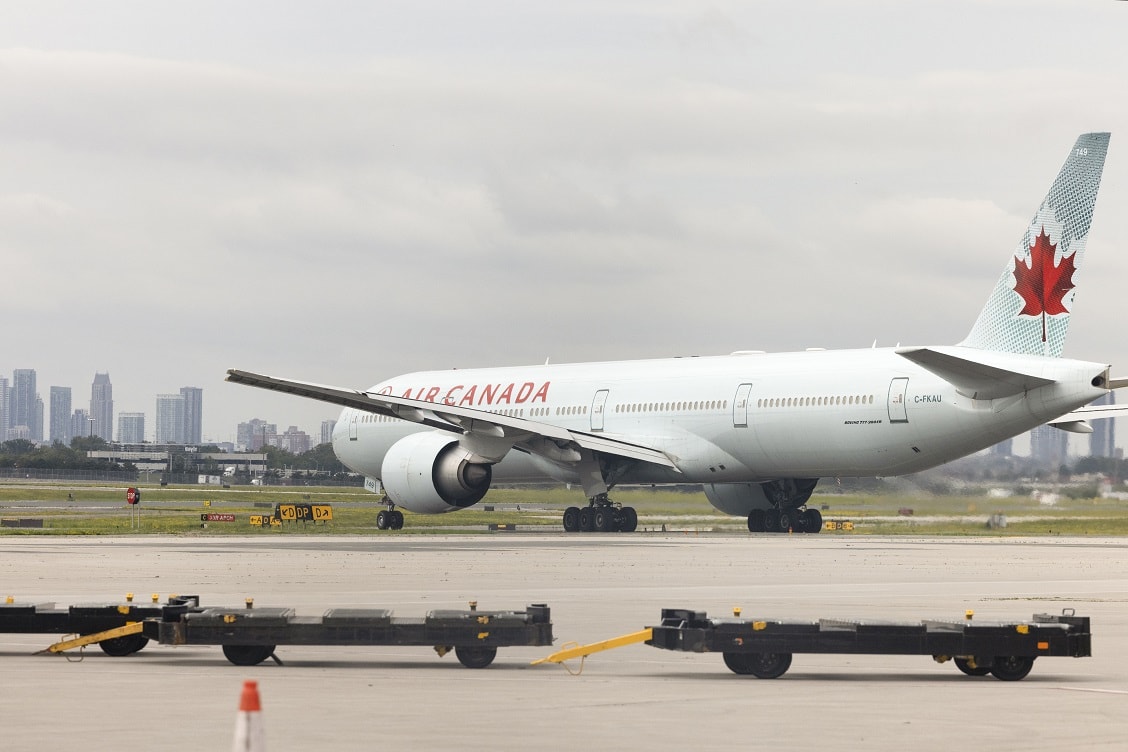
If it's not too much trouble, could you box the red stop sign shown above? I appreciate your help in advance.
[126,487,140,505]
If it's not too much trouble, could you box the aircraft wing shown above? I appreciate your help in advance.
[225,369,678,470]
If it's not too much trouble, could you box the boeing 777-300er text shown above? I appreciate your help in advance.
[229,132,1125,534]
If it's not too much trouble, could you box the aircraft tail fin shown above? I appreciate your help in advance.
[960,132,1109,357]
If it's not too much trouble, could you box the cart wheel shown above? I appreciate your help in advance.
[723,651,792,678]
[954,657,992,676]
[990,655,1034,681]
[97,633,149,657]
[455,645,497,669]
[222,644,276,666]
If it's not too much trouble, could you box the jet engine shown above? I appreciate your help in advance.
[381,431,493,514]
[703,482,772,515]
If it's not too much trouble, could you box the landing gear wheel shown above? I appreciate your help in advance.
[454,645,497,669]
[578,507,594,532]
[990,655,1034,681]
[801,507,823,534]
[618,506,638,533]
[723,651,792,678]
[97,633,149,657]
[747,509,766,533]
[563,506,581,532]
[776,509,794,533]
[593,508,615,532]
[390,510,405,530]
[762,510,780,533]
[954,657,992,676]
[376,510,389,530]
[222,644,276,666]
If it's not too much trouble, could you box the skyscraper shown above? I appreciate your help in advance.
[155,394,186,444]
[180,387,203,444]
[1030,425,1070,470]
[1089,392,1117,458]
[0,377,9,439]
[11,369,36,439]
[90,373,113,442]
[71,409,92,440]
[320,420,336,446]
[118,413,146,444]
[50,387,72,444]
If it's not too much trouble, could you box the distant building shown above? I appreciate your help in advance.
[180,387,203,444]
[118,412,146,444]
[12,369,39,441]
[990,438,1014,457]
[1030,425,1070,470]
[1089,392,1117,458]
[50,386,72,444]
[155,394,186,444]
[320,420,336,446]
[279,426,311,454]
[71,409,92,440]
[90,373,114,442]
[0,376,9,439]
[237,419,276,451]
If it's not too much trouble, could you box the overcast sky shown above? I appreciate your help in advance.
[2,1,1127,447]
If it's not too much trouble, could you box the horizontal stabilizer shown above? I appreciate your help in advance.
[1051,403,1128,422]
[896,347,1056,400]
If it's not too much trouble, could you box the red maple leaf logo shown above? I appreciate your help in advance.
[1012,227,1076,343]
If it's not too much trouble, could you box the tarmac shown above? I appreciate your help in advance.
[1,533,1127,750]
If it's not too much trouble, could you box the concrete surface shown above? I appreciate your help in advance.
[1,534,1126,750]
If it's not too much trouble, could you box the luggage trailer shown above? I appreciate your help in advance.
[647,607,1091,680]
[1,597,553,669]
[534,607,1091,681]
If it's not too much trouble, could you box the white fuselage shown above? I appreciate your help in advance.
[332,347,1108,488]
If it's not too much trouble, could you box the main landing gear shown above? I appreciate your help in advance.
[376,504,404,530]
[746,506,822,534]
[562,494,638,533]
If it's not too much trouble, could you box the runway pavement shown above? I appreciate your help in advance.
[1,533,1127,750]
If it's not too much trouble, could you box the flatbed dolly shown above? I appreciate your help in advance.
[142,602,553,668]
[536,607,1091,681]
[0,595,186,656]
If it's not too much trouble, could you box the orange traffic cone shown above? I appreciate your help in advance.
[232,680,265,751]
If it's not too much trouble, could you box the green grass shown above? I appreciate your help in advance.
[3,480,1128,535]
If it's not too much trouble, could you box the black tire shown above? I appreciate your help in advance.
[222,644,276,666]
[97,633,149,657]
[747,509,766,533]
[990,656,1034,681]
[390,510,405,530]
[376,510,389,530]
[618,506,638,533]
[777,509,794,532]
[802,507,823,534]
[578,507,594,532]
[954,657,992,676]
[593,508,615,532]
[455,645,497,669]
[763,510,780,533]
[562,506,581,532]
[723,651,792,679]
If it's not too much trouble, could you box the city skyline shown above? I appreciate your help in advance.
[2,367,335,446]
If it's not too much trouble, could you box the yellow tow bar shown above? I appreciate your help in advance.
[37,621,145,655]
[532,628,653,674]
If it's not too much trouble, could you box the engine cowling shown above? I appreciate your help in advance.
[380,432,493,514]
[703,479,819,515]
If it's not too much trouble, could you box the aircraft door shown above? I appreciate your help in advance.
[887,378,909,423]
[591,390,609,431]
[733,383,753,427]
[349,411,359,440]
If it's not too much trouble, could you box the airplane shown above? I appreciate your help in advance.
[228,132,1123,534]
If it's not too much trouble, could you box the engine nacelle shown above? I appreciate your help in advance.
[381,431,493,514]
[704,479,819,515]
[703,482,772,515]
